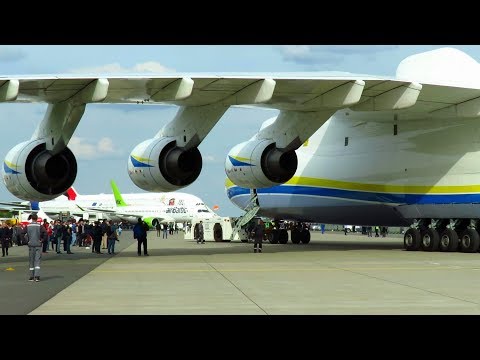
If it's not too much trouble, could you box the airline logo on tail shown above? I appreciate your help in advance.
[110,180,128,207]
[63,187,78,200]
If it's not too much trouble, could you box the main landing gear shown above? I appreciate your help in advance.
[268,221,310,245]
[403,219,480,253]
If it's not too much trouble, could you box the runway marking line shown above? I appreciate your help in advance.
[92,266,480,273]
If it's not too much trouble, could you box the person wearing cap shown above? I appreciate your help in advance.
[24,214,47,281]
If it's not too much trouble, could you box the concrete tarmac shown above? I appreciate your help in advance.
[3,230,480,315]
[0,235,135,315]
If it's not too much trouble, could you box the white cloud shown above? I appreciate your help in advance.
[69,136,121,160]
[322,45,399,55]
[276,45,399,66]
[0,47,26,62]
[69,61,175,74]
[97,137,116,153]
[278,45,312,57]
[276,45,341,65]
[203,155,216,162]
[132,61,174,73]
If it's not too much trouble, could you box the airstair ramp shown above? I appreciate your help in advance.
[230,193,260,241]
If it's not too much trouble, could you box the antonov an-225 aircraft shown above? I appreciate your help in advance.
[3,47,480,252]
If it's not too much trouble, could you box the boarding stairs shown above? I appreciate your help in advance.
[230,189,260,241]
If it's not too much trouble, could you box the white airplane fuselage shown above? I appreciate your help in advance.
[36,192,215,224]
[227,110,480,226]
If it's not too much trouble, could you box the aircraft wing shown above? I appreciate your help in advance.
[42,210,86,217]
[76,205,115,214]
[0,201,31,210]
[3,74,480,116]
[77,205,173,223]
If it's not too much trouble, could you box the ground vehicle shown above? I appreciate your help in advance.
[185,216,249,242]
[344,225,363,233]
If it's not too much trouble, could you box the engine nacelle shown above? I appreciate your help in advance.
[225,139,298,188]
[2,140,77,201]
[128,137,202,192]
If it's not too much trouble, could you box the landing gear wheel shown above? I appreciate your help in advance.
[278,229,288,244]
[269,230,279,244]
[404,228,421,251]
[459,228,480,253]
[291,228,300,244]
[439,229,459,252]
[300,230,311,244]
[420,228,439,251]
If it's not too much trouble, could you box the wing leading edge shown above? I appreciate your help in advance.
[2,74,479,117]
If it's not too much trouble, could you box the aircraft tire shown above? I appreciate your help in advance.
[300,231,311,244]
[278,229,288,244]
[269,230,279,244]
[404,228,421,251]
[459,228,480,253]
[291,229,301,244]
[420,228,439,251]
[439,229,459,252]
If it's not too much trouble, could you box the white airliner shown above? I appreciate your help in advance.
[76,180,217,227]
[2,47,480,252]
[0,181,217,228]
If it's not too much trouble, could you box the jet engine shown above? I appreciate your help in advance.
[128,137,202,192]
[225,139,297,188]
[2,140,77,201]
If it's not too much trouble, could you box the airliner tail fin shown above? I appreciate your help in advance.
[110,180,128,207]
[63,187,78,200]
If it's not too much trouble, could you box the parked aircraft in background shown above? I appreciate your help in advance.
[0,187,104,221]
[0,180,217,228]
[78,180,218,228]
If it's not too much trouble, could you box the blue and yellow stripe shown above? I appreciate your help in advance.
[130,155,153,168]
[228,155,254,167]
[225,176,480,205]
[3,161,21,175]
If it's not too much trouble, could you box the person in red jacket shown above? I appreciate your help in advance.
[42,219,52,253]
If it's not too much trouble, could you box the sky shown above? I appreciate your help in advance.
[1,45,480,217]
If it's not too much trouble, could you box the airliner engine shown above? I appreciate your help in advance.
[128,137,202,192]
[225,139,297,188]
[2,140,77,201]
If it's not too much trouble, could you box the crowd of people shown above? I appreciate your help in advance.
[2,215,395,281]
[155,222,183,238]
[0,215,205,282]
[0,217,124,257]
